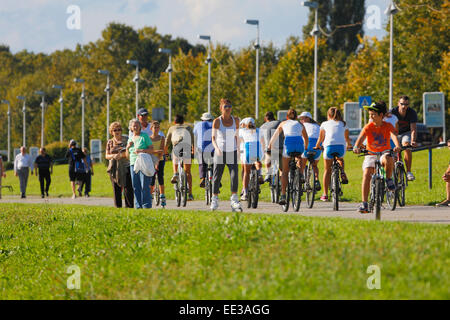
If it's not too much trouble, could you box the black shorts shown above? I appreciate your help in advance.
[69,170,77,182]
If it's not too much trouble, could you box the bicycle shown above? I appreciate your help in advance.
[328,152,345,211]
[204,157,213,206]
[265,149,281,204]
[247,163,261,209]
[304,150,318,209]
[393,146,411,208]
[359,149,394,220]
[281,152,304,212]
[174,149,188,208]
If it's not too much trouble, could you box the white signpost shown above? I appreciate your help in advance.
[423,92,446,142]
[152,107,165,121]
[344,102,362,129]
[29,147,39,163]
[90,139,102,163]
[277,110,288,121]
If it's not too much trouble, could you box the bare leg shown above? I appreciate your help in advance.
[281,157,290,194]
[362,168,374,202]
[322,159,333,196]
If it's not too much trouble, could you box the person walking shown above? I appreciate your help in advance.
[34,147,53,198]
[210,98,242,211]
[0,155,6,199]
[165,114,195,201]
[193,112,214,188]
[77,147,94,197]
[14,146,33,198]
[126,119,154,209]
[106,122,134,208]
[65,140,88,199]
[149,120,166,206]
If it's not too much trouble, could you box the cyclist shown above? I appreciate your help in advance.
[353,101,401,213]
[314,107,352,202]
[260,111,283,184]
[391,95,418,181]
[165,114,195,201]
[268,109,308,206]
[210,98,242,211]
[193,113,214,188]
[149,121,166,206]
[298,111,322,191]
[239,117,264,201]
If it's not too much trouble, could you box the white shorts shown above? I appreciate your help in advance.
[362,154,388,169]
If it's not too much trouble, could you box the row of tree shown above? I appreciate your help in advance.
[0,0,448,153]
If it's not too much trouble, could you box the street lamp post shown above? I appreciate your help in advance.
[1,99,11,161]
[52,85,64,142]
[17,96,26,147]
[126,60,139,116]
[385,1,398,109]
[98,70,110,141]
[198,35,212,114]
[74,78,86,148]
[35,91,46,148]
[245,19,260,120]
[159,48,173,123]
[302,1,319,121]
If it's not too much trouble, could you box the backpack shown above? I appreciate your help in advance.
[69,149,85,173]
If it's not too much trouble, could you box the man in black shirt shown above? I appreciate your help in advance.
[65,140,88,199]
[34,147,53,198]
[391,95,417,181]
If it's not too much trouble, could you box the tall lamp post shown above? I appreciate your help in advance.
[126,60,139,116]
[159,48,173,123]
[385,1,398,109]
[17,96,26,147]
[245,19,260,120]
[1,99,11,162]
[35,91,46,148]
[302,1,319,121]
[52,85,64,142]
[98,70,110,141]
[74,78,86,148]
[198,35,212,114]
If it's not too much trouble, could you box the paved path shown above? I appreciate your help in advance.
[1,196,449,224]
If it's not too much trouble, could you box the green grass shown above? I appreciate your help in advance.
[0,203,448,299]
[2,147,448,205]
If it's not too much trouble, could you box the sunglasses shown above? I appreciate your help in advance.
[224,105,232,109]
[113,129,122,132]
[400,103,409,106]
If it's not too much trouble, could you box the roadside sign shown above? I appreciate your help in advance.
[90,139,102,163]
[359,96,371,109]
[344,102,361,129]
[277,110,288,121]
[29,147,39,163]
[423,92,446,142]
[152,107,165,121]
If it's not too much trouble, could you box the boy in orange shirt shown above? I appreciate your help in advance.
[353,101,401,213]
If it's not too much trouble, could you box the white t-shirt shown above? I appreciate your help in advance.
[282,119,304,137]
[303,122,320,139]
[383,114,398,128]
[320,120,348,147]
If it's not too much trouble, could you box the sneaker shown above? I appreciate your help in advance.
[278,194,287,205]
[160,194,167,207]
[320,195,328,201]
[240,193,248,201]
[188,194,194,201]
[358,202,369,214]
[171,173,179,184]
[436,199,450,207]
[71,194,76,199]
[41,194,45,199]
[199,178,205,188]
[386,178,395,191]
[341,171,349,184]
[85,193,90,198]
[230,194,242,210]
[210,195,219,210]
[314,180,321,191]
[407,172,415,181]
[78,189,82,197]
[21,193,25,199]
[46,192,49,197]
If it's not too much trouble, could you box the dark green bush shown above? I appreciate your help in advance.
[46,141,69,164]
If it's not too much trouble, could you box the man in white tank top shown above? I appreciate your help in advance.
[211,98,242,211]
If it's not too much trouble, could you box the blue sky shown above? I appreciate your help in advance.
[1,0,389,54]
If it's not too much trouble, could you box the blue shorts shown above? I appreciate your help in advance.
[283,136,305,158]
[244,141,262,164]
[324,145,345,160]
[302,138,321,160]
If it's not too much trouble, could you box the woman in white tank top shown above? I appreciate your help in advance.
[268,109,308,205]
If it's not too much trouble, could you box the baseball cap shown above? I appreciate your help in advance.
[69,139,77,146]
[298,111,313,119]
[200,112,213,121]
[239,117,251,126]
[364,101,387,114]
[137,108,149,116]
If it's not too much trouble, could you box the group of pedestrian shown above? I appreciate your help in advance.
[66,140,93,199]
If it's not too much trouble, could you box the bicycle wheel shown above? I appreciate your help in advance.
[396,164,406,207]
[252,172,259,209]
[274,171,281,204]
[282,173,291,212]
[292,169,301,212]
[306,164,316,209]
[385,173,397,211]
[247,172,253,209]
[205,170,211,205]
[154,178,160,206]
[375,179,382,220]
[331,169,339,211]
[176,187,181,207]
[181,171,188,207]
